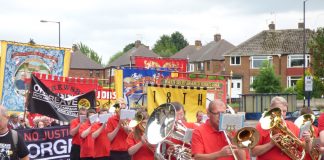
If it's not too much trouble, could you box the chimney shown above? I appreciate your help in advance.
[268,22,275,30]
[135,40,141,48]
[214,34,221,42]
[298,22,304,29]
[195,40,202,47]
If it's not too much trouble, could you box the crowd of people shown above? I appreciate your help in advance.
[8,112,61,130]
[2,95,324,160]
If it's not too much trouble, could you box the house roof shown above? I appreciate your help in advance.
[170,45,201,62]
[191,39,235,62]
[224,28,314,56]
[70,50,104,69]
[108,45,159,67]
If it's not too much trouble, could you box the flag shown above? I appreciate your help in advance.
[27,74,96,121]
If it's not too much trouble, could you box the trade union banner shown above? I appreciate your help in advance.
[161,78,227,103]
[0,41,71,112]
[122,68,170,108]
[133,56,188,72]
[146,85,207,122]
[27,74,96,121]
[18,125,72,160]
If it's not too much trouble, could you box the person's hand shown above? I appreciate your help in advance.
[271,134,281,145]
[301,130,311,143]
[220,145,238,157]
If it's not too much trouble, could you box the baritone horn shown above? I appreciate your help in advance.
[259,107,305,160]
[294,114,321,160]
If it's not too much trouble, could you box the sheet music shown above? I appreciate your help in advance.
[89,114,98,124]
[299,121,311,139]
[99,113,112,123]
[120,109,136,120]
[219,113,244,131]
[79,115,86,123]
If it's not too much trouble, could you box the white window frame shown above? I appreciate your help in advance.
[287,76,301,88]
[230,56,241,65]
[250,56,272,69]
[250,76,255,91]
[287,54,310,68]
[188,63,194,72]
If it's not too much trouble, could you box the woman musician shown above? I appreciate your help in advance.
[127,109,154,160]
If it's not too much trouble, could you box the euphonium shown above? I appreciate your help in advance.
[294,114,321,160]
[260,108,305,160]
[145,103,192,160]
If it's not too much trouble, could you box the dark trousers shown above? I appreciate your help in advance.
[110,151,130,160]
[81,158,94,160]
[70,144,81,160]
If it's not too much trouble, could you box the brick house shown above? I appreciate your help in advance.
[172,34,235,74]
[223,23,313,98]
[69,50,105,79]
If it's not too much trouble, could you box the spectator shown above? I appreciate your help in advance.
[0,105,29,160]
[8,113,20,129]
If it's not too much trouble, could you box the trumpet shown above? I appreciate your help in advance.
[294,114,321,160]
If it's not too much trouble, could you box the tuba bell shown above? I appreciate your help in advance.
[145,103,192,160]
[259,107,305,160]
[294,114,321,160]
[232,127,260,149]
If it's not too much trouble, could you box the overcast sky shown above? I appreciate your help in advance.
[1,0,324,64]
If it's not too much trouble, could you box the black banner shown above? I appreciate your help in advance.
[27,74,96,121]
[18,126,72,160]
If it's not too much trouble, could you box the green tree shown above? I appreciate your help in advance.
[309,27,324,78]
[153,31,188,57]
[295,70,324,99]
[171,31,189,51]
[73,42,102,65]
[123,43,135,53]
[251,61,282,93]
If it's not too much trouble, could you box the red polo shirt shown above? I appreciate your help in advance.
[79,120,95,158]
[92,122,111,157]
[192,120,249,160]
[70,118,81,145]
[126,132,154,160]
[318,113,324,132]
[107,115,129,151]
[255,120,300,160]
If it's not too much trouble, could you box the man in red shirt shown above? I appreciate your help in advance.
[107,98,131,160]
[92,108,110,160]
[70,107,87,160]
[192,100,247,160]
[79,108,97,160]
[317,111,324,153]
[251,96,312,160]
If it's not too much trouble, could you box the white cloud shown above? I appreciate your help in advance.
[1,0,324,64]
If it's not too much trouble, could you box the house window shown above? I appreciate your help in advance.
[89,70,93,77]
[250,76,256,91]
[287,76,301,88]
[250,56,272,69]
[96,70,100,77]
[188,63,194,72]
[197,62,204,71]
[230,56,241,65]
[206,61,210,71]
[288,54,310,68]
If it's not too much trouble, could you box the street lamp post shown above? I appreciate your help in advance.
[303,0,307,107]
[40,20,61,48]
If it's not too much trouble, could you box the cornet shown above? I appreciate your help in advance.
[294,114,321,160]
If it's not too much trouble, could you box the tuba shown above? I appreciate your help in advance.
[294,114,321,160]
[145,103,192,160]
[260,108,305,160]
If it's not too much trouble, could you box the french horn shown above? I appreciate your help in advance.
[145,103,192,160]
[260,107,305,160]
[294,114,321,160]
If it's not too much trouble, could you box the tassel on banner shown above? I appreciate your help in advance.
[147,83,208,90]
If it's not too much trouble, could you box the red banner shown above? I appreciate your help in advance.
[134,56,188,72]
